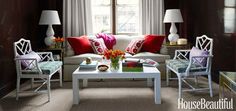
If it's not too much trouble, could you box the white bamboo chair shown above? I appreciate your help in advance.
[166,35,213,98]
[14,38,63,101]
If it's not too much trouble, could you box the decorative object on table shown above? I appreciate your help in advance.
[122,61,143,72]
[85,57,92,64]
[163,9,183,45]
[53,37,64,48]
[142,59,159,67]
[79,61,98,70]
[39,10,61,47]
[97,64,109,72]
[177,38,187,45]
[103,49,125,71]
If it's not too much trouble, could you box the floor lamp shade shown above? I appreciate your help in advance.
[163,9,183,45]
[39,10,61,47]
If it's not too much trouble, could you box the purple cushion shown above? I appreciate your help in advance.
[190,47,209,66]
[17,51,41,69]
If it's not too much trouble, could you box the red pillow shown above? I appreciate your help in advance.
[67,36,94,55]
[141,35,165,53]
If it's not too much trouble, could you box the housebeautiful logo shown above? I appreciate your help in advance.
[178,98,233,110]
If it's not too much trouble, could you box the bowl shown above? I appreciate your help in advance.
[98,65,109,72]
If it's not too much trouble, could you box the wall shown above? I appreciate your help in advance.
[0,0,42,98]
[0,0,63,98]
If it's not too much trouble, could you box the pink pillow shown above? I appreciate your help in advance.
[96,33,116,49]
[89,38,108,54]
[126,39,145,55]
[17,51,41,69]
[190,47,209,66]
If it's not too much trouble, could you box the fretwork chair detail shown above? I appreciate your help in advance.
[166,35,213,98]
[14,38,63,101]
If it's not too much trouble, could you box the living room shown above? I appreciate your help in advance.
[0,0,235,111]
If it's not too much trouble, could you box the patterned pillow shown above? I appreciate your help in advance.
[126,39,145,55]
[17,51,41,69]
[89,38,108,54]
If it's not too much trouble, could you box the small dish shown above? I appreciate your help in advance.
[98,65,109,72]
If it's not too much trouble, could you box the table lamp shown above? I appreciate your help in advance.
[39,10,61,47]
[163,9,183,45]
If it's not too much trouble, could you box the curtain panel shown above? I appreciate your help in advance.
[63,0,92,37]
[141,0,164,35]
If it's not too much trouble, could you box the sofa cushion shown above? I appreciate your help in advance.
[67,36,94,55]
[141,35,165,53]
[132,52,170,63]
[64,53,103,64]
[89,38,108,54]
[166,59,206,73]
[126,39,145,55]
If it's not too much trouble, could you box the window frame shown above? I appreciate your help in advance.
[92,0,140,35]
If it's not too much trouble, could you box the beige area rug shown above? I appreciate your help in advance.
[0,78,229,111]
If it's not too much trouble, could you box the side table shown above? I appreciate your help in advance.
[162,43,191,58]
[219,71,236,99]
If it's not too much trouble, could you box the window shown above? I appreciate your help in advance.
[91,0,140,35]
[224,0,236,33]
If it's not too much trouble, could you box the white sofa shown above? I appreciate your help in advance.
[63,35,170,81]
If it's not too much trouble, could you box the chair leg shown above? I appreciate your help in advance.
[178,76,182,99]
[16,77,21,100]
[166,67,170,86]
[59,68,62,87]
[47,77,51,102]
[194,76,198,86]
[31,78,34,89]
[208,74,213,97]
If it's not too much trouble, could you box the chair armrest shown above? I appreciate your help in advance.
[36,52,54,61]
[15,58,41,71]
[174,49,191,60]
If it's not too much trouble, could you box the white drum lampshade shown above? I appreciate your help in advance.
[163,9,183,45]
[39,10,61,47]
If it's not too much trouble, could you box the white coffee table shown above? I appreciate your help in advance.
[72,63,161,104]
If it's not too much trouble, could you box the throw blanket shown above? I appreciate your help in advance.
[96,33,116,49]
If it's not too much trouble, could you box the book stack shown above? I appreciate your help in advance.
[122,60,143,72]
[79,61,98,71]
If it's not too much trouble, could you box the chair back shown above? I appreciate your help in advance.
[195,35,213,55]
[13,38,32,57]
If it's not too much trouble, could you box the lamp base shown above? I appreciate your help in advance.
[44,36,55,47]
